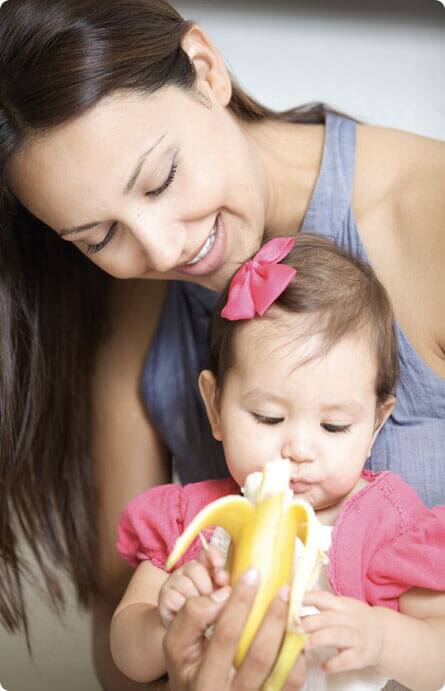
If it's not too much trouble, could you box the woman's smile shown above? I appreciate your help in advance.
[177,212,226,277]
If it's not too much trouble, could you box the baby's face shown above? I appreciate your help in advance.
[202,313,389,512]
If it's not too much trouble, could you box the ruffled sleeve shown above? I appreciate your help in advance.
[366,503,445,609]
[116,478,239,571]
[329,471,445,611]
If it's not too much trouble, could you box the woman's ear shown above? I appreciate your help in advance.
[199,370,223,441]
[366,394,396,457]
[181,25,232,106]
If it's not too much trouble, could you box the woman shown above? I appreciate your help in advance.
[0,0,443,689]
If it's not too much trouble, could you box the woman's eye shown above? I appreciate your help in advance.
[253,413,284,426]
[86,222,118,254]
[322,423,351,434]
[84,157,178,255]
[146,160,178,198]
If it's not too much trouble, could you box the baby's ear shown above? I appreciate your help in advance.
[199,370,223,441]
[366,394,396,457]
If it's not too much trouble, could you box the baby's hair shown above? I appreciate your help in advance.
[208,233,399,404]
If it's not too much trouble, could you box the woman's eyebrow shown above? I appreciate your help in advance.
[123,132,166,195]
[59,132,166,237]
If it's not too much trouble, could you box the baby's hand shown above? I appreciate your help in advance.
[301,591,384,673]
[158,544,230,629]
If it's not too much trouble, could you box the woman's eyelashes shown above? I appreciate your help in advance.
[146,160,178,198]
[86,159,178,254]
[87,222,118,254]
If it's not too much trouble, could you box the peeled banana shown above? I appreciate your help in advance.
[166,459,325,690]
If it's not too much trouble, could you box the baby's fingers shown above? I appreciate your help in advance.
[305,625,357,652]
[322,648,362,674]
[159,588,187,628]
[303,590,344,611]
[182,560,215,595]
[198,542,227,570]
[198,543,230,587]
[302,610,351,634]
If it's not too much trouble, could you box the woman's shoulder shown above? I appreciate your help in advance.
[109,278,168,346]
[96,277,168,392]
[352,124,445,376]
[354,123,445,220]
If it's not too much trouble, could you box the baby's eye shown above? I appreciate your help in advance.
[253,413,284,425]
[322,423,351,434]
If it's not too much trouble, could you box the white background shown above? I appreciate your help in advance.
[176,0,445,140]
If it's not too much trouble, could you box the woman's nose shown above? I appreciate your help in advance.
[129,212,186,273]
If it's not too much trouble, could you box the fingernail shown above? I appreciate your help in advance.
[241,567,260,586]
[278,585,290,602]
[211,586,231,603]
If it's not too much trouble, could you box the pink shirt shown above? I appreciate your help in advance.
[117,471,445,611]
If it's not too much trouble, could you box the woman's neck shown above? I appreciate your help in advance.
[244,118,325,237]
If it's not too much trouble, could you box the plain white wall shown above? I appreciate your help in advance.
[0,2,443,690]
[176,0,445,139]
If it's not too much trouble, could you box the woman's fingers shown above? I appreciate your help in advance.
[164,588,230,690]
[235,586,290,690]
[195,568,261,689]
[282,654,306,691]
[165,568,305,690]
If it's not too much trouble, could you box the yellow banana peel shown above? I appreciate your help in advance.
[166,459,325,690]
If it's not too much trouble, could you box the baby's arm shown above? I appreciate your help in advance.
[110,546,228,683]
[376,588,445,690]
[110,560,169,683]
[303,589,445,690]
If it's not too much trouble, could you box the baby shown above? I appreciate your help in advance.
[110,234,445,689]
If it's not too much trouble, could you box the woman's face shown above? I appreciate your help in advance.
[9,85,269,291]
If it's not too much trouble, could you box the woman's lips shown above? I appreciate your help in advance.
[176,213,226,277]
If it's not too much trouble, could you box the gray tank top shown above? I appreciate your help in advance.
[142,113,445,507]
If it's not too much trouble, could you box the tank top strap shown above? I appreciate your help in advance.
[301,112,356,241]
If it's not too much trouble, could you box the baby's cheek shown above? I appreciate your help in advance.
[324,470,358,498]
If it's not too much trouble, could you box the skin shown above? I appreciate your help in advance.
[199,317,391,516]
[7,23,445,691]
[111,321,392,684]
[111,320,445,689]
[198,322,445,689]
[164,566,306,691]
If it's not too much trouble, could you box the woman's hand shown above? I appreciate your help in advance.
[302,591,384,674]
[164,567,306,690]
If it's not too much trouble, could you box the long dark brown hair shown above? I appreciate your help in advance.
[0,0,329,637]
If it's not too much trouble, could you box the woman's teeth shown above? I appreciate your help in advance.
[186,224,217,265]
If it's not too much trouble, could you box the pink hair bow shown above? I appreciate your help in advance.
[221,236,297,320]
